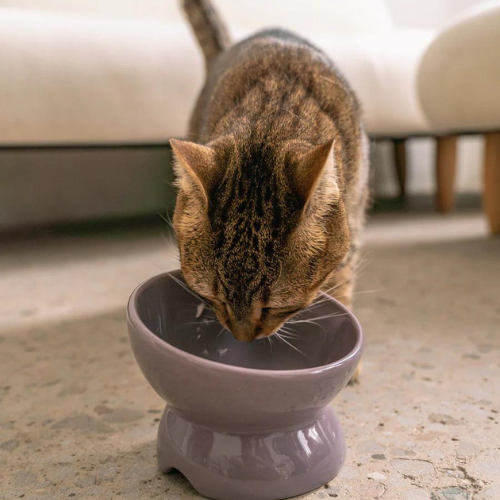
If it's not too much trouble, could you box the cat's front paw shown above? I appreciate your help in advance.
[348,361,362,385]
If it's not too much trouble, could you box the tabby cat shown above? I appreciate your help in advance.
[171,0,369,345]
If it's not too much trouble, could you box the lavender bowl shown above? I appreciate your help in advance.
[127,271,363,500]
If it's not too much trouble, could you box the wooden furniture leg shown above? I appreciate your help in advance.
[484,132,500,234]
[393,138,407,198]
[435,135,458,213]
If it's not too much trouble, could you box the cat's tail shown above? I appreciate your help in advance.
[182,0,231,70]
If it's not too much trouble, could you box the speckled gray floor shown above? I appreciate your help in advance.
[1,211,499,500]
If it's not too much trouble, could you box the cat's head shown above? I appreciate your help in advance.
[170,136,350,342]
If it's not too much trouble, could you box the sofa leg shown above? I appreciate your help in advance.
[393,139,407,198]
[484,132,500,234]
[435,135,458,213]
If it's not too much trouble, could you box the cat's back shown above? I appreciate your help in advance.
[189,28,360,140]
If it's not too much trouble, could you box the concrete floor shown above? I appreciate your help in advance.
[1,210,499,500]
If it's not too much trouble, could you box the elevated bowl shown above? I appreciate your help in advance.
[127,270,363,500]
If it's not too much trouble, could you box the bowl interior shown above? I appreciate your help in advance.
[134,271,361,371]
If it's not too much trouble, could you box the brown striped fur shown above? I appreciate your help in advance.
[172,3,369,344]
[182,0,230,69]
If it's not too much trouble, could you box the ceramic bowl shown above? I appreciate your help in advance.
[127,270,363,500]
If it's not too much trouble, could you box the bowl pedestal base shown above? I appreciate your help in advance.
[157,406,346,500]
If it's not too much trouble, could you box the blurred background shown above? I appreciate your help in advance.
[1,0,499,231]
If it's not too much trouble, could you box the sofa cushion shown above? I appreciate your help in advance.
[316,30,433,137]
[0,8,429,144]
[0,0,394,35]
[0,9,203,144]
[418,1,500,132]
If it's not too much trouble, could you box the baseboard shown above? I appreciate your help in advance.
[0,146,175,230]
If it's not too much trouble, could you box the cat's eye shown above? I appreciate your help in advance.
[205,297,229,314]
[262,306,303,318]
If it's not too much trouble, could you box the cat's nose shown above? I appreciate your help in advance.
[230,322,256,343]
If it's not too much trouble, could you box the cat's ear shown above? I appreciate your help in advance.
[291,139,339,206]
[170,138,217,203]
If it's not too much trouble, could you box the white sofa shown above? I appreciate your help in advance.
[0,0,429,143]
[0,0,499,232]
[418,1,500,232]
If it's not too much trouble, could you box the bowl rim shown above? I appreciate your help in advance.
[127,271,363,377]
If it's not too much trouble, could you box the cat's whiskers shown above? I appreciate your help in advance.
[216,328,227,342]
[166,211,177,231]
[321,254,369,296]
[165,273,206,303]
[303,254,369,308]
[279,332,300,342]
[158,211,180,264]
[303,287,383,312]
[287,317,322,328]
[272,254,370,314]
[278,322,297,334]
[267,336,274,353]
[288,311,350,325]
[334,287,386,299]
[159,233,180,265]
[279,324,300,336]
[182,319,217,327]
[158,211,174,231]
[275,332,305,356]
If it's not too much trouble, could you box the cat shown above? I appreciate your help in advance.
[171,0,369,349]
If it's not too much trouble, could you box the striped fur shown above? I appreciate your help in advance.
[182,0,230,69]
[172,11,369,342]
